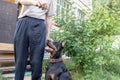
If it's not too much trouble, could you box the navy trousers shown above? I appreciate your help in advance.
[14,16,46,80]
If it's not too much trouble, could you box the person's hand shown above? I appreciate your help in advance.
[45,46,53,52]
[39,0,48,10]
[34,0,48,10]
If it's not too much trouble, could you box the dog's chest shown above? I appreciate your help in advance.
[47,61,66,74]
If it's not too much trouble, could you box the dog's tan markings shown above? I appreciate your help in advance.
[49,73,55,80]
[47,41,58,57]
[51,51,56,57]
[47,42,57,50]
[51,47,60,57]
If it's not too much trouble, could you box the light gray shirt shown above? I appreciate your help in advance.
[18,0,56,20]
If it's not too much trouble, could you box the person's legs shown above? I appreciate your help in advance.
[14,17,29,80]
[28,17,46,80]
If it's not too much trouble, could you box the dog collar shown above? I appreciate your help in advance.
[50,57,62,63]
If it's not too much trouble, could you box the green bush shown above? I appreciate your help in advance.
[81,70,120,80]
[52,0,120,75]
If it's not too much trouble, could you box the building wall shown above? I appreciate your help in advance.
[0,1,17,43]
[55,0,92,21]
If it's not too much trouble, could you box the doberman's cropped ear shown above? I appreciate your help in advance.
[61,41,65,48]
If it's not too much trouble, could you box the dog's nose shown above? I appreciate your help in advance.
[45,46,53,52]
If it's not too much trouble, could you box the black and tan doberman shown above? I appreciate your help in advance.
[45,40,73,80]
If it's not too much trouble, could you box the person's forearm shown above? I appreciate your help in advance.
[18,0,48,10]
[18,0,36,6]
[46,16,53,40]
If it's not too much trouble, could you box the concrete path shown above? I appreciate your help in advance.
[3,73,45,80]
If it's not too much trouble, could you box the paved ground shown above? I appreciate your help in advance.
[3,73,45,80]
[23,74,45,80]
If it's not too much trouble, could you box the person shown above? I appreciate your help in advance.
[14,0,56,80]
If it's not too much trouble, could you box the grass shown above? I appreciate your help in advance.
[1,71,120,80]
[69,71,120,80]
[71,71,81,80]
[1,59,120,80]
[78,70,120,80]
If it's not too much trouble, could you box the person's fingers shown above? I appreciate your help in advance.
[36,0,42,7]
[45,46,53,52]
[38,0,48,10]
[44,3,48,10]
[42,3,49,10]
[41,4,45,10]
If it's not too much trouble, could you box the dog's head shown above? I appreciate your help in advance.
[46,40,65,59]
